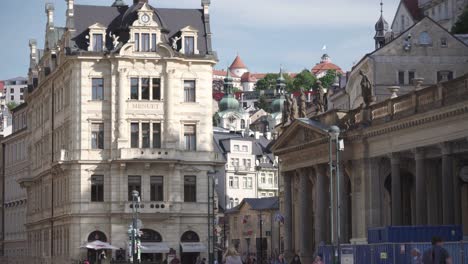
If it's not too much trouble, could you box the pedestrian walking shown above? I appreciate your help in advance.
[290,254,301,264]
[274,254,286,264]
[224,247,243,264]
[83,260,90,264]
[411,248,422,264]
[422,237,452,264]
[312,254,324,264]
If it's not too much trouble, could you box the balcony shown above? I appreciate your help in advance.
[118,148,224,163]
[233,165,252,174]
[124,201,171,214]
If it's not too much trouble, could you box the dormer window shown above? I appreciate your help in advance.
[130,5,160,53]
[87,23,107,52]
[185,37,195,55]
[180,26,199,55]
[93,34,103,52]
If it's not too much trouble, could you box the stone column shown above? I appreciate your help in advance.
[314,165,327,246]
[415,148,427,225]
[441,143,454,224]
[391,153,402,225]
[164,69,177,148]
[283,172,293,258]
[298,168,313,263]
[338,162,348,243]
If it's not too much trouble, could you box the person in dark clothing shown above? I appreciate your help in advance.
[290,254,301,264]
[422,237,452,264]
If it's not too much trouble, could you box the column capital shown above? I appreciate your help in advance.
[439,142,452,156]
[388,153,401,164]
[412,148,425,160]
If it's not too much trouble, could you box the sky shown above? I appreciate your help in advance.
[0,0,399,80]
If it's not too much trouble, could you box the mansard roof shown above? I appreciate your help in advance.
[71,3,209,55]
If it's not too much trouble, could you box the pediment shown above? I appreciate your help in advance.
[88,23,106,30]
[180,26,199,33]
[271,119,328,153]
[180,166,202,173]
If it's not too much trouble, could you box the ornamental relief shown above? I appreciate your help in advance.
[277,127,326,150]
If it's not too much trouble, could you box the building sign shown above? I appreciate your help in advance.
[341,247,354,264]
[130,102,161,110]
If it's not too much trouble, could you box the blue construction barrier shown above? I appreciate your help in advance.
[318,241,467,264]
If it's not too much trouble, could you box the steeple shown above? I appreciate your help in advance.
[224,68,233,94]
[374,0,389,49]
[276,67,286,94]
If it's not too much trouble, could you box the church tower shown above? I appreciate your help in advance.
[374,0,389,49]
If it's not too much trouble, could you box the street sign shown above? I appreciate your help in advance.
[341,247,354,264]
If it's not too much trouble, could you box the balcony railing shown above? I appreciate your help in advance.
[124,201,171,214]
[119,148,224,163]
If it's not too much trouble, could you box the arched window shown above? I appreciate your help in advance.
[87,231,107,242]
[419,31,432,45]
[240,119,246,129]
[140,229,162,242]
[181,231,200,242]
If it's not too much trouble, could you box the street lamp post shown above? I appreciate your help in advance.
[208,171,217,264]
[328,126,341,264]
[130,190,141,264]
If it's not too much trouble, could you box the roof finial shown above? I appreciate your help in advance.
[380,0,384,16]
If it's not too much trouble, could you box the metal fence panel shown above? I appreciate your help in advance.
[354,245,371,264]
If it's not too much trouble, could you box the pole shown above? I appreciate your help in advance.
[259,211,263,264]
[208,174,211,264]
[336,136,341,264]
[328,136,334,246]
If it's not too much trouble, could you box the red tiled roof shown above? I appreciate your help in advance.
[230,55,248,69]
[0,81,4,90]
[403,0,423,21]
[213,69,239,78]
[241,72,257,82]
[311,62,344,75]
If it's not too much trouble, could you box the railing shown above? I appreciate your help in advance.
[233,165,252,174]
[119,148,224,163]
[349,76,468,128]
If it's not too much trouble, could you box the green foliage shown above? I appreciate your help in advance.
[232,87,242,93]
[452,7,468,34]
[319,70,340,89]
[292,69,316,92]
[6,102,18,111]
[257,95,270,112]
[255,73,293,91]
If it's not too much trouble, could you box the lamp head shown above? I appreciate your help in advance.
[328,125,340,139]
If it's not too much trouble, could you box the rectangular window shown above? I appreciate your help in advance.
[184,80,196,102]
[441,38,448,47]
[234,145,239,151]
[398,71,405,85]
[92,78,104,100]
[153,123,161,148]
[242,146,248,152]
[141,78,150,100]
[10,88,14,93]
[437,71,454,82]
[142,123,150,148]
[20,95,24,100]
[184,36,195,55]
[131,78,139,100]
[91,123,104,149]
[131,123,139,148]
[247,177,252,188]
[233,177,239,188]
[152,78,161,100]
[242,177,247,189]
[184,176,196,202]
[268,176,273,184]
[151,34,157,52]
[184,125,196,151]
[11,95,14,101]
[20,88,24,93]
[261,173,266,184]
[229,176,234,188]
[134,33,140,51]
[91,175,104,202]
[92,34,103,52]
[150,176,164,201]
[128,176,142,201]
[142,33,150,52]
[408,71,415,85]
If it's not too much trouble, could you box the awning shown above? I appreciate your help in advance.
[141,242,170,254]
[80,240,119,250]
[180,242,207,253]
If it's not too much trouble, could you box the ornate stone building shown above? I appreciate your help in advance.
[271,74,468,263]
[16,0,222,263]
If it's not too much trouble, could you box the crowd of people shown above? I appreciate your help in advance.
[221,236,452,264]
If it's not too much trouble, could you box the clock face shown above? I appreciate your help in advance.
[141,14,150,23]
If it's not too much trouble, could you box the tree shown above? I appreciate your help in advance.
[452,7,468,34]
[292,69,316,92]
[6,102,18,111]
[255,73,294,91]
[319,70,340,89]
[257,95,270,112]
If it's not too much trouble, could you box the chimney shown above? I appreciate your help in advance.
[65,0,75,29]
[413,78,424,91]
[45,3,55,29]
[202,0,210,15]
[133,0,148,4]
[254,131,260,140]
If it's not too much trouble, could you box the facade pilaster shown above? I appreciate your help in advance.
[390,153,402,225]
[297,168,313,263]
[338,162,348,243]
[117,68,127,147]
[441,142,455,224]
[282,172,293,258]
[415,148,427,225]
[164,69,176,149]
[314,165,327,246]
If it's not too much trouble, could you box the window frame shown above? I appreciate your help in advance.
[150,176,164,202]
[184,175,197,202]
[131,122,140,148]
[92,34,103,52]
[92,78,104,100]
[184,124,197,151]
[91,175,104,202]
[183,80,196,103]
[128,175,142,201]
[91,123,104,149]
